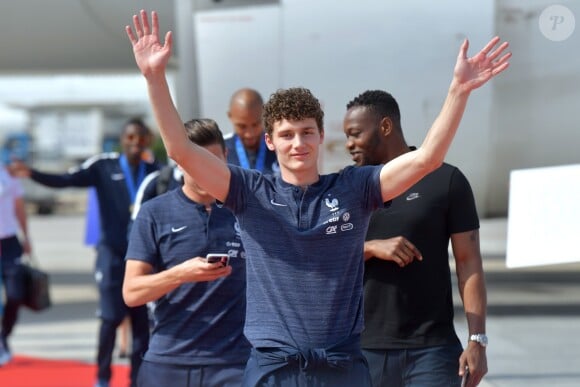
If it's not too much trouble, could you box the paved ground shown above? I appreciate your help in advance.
[9,214,580,386]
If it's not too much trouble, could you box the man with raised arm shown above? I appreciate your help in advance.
[126,10,509,387]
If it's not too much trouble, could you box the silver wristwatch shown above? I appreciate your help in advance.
[469,333,488,347]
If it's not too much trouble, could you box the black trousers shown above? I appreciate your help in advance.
[0,235,24,342]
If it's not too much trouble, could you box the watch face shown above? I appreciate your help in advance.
[480,334,488,345]
[471,334,488,347]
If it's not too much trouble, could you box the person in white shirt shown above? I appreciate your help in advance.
[0,163,32,365]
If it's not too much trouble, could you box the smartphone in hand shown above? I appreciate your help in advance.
[206,253,230,267]
[460,367,469,387]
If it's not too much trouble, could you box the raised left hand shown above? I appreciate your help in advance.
[453,36,511,93]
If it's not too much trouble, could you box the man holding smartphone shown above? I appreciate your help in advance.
[206,253,230,266]
[123,119,249,387]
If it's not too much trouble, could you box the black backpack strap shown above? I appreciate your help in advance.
[156,165,174,196]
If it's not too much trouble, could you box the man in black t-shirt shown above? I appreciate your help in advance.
[343,90,488,387]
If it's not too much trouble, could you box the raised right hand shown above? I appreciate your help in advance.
[125,10,173,78]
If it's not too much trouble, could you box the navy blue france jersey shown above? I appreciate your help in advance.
[126,188,249,366]
[224,164,383,350]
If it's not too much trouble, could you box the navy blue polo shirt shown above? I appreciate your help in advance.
[126,188,249,366]
[223,164,383,350]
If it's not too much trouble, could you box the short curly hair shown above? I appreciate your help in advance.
[346,90,401,130]
[262,87,324,136]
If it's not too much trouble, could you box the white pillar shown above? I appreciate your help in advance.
[174,0,201,121]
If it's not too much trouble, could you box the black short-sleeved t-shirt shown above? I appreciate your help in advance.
[362,163,479,349]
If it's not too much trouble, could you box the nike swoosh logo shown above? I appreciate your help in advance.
[171,226,187,232]
[270,199,287,207]
[406,193,420,201]
[111,173,125,181]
